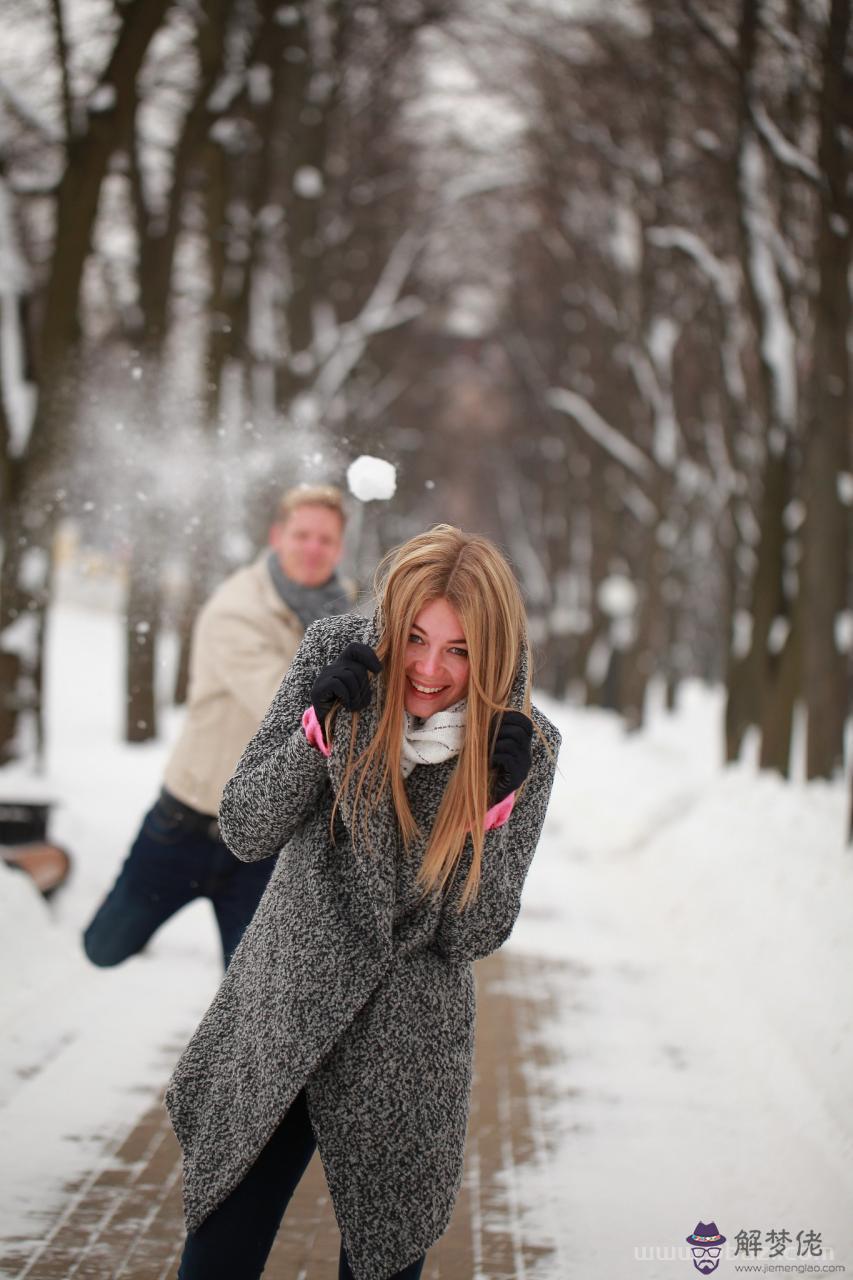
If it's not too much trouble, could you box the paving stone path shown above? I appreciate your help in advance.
[0,950,568,1280]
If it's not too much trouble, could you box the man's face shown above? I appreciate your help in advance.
[271,504,344,587]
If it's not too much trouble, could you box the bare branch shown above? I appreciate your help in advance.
[679,0,739,74]
[647,225,739,305]
[49,0,74,143]
[547,386,654,480]
[751,100,821,186]
[648,223,749,414]
[0,77,63,147]
[312,230,425,407]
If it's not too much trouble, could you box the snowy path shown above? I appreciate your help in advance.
[0,605,224,1251]
[0,604,851,1278]
[508,694,853,1276]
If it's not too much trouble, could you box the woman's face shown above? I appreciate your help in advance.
[403,597,470,717]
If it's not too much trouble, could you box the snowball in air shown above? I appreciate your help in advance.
[347,456,397,503]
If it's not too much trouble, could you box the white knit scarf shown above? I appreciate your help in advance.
[400,700,467,778]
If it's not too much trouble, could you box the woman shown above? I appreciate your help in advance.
[165,524,561,1280]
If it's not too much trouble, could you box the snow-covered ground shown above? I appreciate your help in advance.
[0,601,851,1277]
[511,687,852,1276]
[0,603,222,1254]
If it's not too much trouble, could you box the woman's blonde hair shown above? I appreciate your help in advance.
[331,524,531,909]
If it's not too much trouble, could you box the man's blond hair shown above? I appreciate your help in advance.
[276,485,347,526]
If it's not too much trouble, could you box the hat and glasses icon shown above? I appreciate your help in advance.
[686,1222,727,1274]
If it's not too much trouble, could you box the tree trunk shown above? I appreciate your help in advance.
[723,544,757,763]
[801,0,851,779]
[274,4,338,411]
[726,0,799,773]
[172,587,196,707]
[124,0,234,718]
[759,578,802,774]
[0,0,172,759]
[755,442,796,772]
[125,539,161,743]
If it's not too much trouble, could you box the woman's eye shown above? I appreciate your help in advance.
[450,648,468,658]
[408,633,423,644]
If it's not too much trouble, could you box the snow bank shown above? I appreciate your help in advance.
[507,686,853,1275]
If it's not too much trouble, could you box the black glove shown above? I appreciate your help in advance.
[490,710,533,803]
[311,643,382,725]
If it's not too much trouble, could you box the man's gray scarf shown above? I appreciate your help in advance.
[266,551,350,629]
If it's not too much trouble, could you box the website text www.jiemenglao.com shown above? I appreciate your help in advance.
[631,1244,846,1273]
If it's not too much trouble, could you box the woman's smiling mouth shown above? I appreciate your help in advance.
[407,677,448,697]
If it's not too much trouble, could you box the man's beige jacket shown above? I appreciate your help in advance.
[163,554,305,816]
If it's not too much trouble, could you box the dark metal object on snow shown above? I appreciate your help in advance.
[0,800,51,844]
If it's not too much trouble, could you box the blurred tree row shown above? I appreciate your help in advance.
[0,0,441,748]
[0,0,849,822]
[421,0,850,792]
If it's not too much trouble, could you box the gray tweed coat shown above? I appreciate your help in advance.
[165,610,561,1280]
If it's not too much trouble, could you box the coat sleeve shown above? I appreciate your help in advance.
[218,620,334,860]
[195,598,300,724]
[431,712,561,964]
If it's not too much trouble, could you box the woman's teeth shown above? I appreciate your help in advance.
[409,678,445,694]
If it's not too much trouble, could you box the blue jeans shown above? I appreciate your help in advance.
[177,1089,427,1280]
[83,792,276,969]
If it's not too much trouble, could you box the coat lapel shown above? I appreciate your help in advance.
[507,634,530,712]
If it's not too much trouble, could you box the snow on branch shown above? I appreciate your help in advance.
[764,219,804,293]
[628,335,679,471]
[312,230,424,406]
[648,223,749,409]
[680,0,738,71]
[442,168,524,205]
[0,76,63,147]
[682,1,821,193]
[547,387,653,479]
[571,120,660,187]
[751,100,821,186]
[738,133,798,433]
[623,484,658,526]
[354,228,422,332]
[647,226,738,305]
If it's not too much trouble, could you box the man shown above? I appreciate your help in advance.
[83,485,352,968]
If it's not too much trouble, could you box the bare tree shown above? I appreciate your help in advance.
[0,0,172,760]
[123,0,234,737]
[800,0,851,781]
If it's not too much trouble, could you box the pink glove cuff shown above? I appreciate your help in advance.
[302,705,331,757]
[484,791,515,831]
[303,708,512,819]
